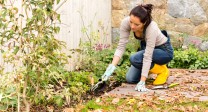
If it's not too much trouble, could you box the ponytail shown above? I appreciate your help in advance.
[141,4,153,16]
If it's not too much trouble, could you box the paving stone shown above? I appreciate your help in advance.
[199,96,208,101]
[104,69,208,101]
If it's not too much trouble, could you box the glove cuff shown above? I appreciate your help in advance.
[109,64,116,70]
[104,64,116,77]
[138,81,145,85]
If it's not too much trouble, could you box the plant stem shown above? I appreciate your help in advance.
[54,0,67,11]
[23,75,30,112]
[17,83,20,112]
[78,11,92,49]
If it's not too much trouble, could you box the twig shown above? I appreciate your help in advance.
[78,11,92,49]
[17,84,20,112]
[23,75,30,112]
[54,0,67,11]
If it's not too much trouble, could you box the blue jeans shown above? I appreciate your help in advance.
[126,30,174,83]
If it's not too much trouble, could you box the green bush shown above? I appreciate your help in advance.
[31,70,92,107]
[78,35,139,83]
[0,1,93,110]
[168,47,208,69]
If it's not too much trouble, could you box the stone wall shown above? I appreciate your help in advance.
[112,0,208,50]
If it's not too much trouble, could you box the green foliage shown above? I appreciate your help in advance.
[77,12,111,72]
[28,70,91,107]
[3,0,207,110]
[0,0,87,110]
[169,47,208,69]
[84,100,101,110]
[78,33,139,83]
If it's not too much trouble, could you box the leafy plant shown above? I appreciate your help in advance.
[77,30,139,83]
[77,11,111,72]
[169,46,208,69]
[0,0,71,111]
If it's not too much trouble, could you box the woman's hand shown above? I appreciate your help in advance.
[135,76,148,92]
[101,64,116,81]
[135,80,149,92]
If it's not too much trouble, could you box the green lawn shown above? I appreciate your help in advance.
[76,97,208,112]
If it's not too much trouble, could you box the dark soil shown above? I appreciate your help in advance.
[6,80,122,112]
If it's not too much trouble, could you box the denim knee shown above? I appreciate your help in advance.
[129,55,135,65]
[126,75,135,83]
[125,65,141,84]
[126,73,138,83]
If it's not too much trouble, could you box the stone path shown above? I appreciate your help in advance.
[104,69,208,101]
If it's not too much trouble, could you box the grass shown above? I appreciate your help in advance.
[77,97,208,112]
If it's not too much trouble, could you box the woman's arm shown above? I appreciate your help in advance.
[101,17,131,81]
[140,76,147,81]
[141,22,158,80]
[113,17,131,62]
[112,56,121,66]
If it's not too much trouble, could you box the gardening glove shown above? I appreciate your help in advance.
[101,64,116,81]
[135,81,149,92]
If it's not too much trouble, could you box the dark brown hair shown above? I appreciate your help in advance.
[130,4,153,37]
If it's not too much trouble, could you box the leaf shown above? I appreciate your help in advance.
[137,102,144,107]
[1,49,4,53]
[193,105,199,110]
[55,96,63,107]
[93,109,103,112]
[13,46,19,54]
[0,105,7,111]
[56,0,61,4]
[90,75,94,86]
[95,98,101,103]
[19,14,24,17]
[54,27,60,33]
[34,96,40,104]
[47,106,54,112]
[63,108,74,112]
[127,98,136,104]
[112,98,120,104]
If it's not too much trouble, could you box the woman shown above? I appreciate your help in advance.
[102,4,174,92]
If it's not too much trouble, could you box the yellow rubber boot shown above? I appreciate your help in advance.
[149,64,169,85]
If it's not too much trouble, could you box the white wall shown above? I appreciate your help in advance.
[56,0,112,70]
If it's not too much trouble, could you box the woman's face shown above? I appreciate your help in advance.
[129,14,145,32]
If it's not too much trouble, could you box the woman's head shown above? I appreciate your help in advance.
[129,4,153,32]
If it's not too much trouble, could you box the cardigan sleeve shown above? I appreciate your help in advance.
[114,17,131,58]
[141,22,159,77]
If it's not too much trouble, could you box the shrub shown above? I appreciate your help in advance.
[168,47,208,69]
[78,35,139,83]
[0,0,90,111]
